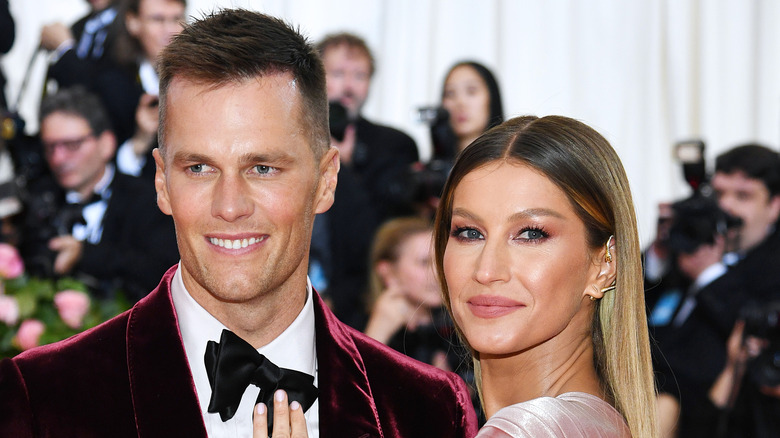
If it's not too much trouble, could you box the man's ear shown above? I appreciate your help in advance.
[768,194,780,223]
[97,130,117,161]
[584,237,617,301]
[125,12,141,38]
[153,148,172,216]
[313,147,340,215]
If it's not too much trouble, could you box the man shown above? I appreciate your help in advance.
[16,86,178,301]
[40,0,120,92]
[655,145,780,437]
[711,144,780,303]
[314,33,419,328]
[0,10,477,438]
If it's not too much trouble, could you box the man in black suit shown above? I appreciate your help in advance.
[313,33,419,329]
[40,0,120,93]
[17,86,177,301]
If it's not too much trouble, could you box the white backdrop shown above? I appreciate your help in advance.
[3,0,780,245]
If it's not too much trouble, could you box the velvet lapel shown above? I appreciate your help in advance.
[313,292,384,438]
[126,267,208,437]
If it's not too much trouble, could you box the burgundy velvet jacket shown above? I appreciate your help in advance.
[0,267,478,437]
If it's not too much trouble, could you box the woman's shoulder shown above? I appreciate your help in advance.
[476,392,631,438]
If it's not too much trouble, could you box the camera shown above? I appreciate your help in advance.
[674,139,709,194]
[740,301,780,387]
[664,194,741,255]
[328,100,350,142]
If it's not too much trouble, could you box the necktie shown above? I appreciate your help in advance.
[204,329,318,434]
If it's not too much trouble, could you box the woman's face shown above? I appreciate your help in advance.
[443,161,600,357]
[442,65,491,144]
[389,232,443,308]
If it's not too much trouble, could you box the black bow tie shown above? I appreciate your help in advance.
[204,329,318,434]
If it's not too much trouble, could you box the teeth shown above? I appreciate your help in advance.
[210,236,264,249]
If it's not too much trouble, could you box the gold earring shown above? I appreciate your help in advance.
[604,235,614,263]
[601,282,616,294]
[589,295,596,301]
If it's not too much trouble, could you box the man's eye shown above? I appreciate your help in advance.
[255,165,273,174]
[189,164,205,173]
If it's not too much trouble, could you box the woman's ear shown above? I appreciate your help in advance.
[375,260,396,289]
[584,236,617,301]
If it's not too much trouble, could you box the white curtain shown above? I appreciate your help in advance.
[3,0,780,244]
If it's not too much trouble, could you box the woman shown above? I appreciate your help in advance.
[433,115,657,437]
[437,61,504,158]
[363,217,458,370]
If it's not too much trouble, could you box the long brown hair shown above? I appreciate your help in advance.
[433,115,657,437]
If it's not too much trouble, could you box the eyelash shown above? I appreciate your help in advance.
[450,225,550,242]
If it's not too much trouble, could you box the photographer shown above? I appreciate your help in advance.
[16,87,177,302]
[652,195,746,437]
[708,307,780,437]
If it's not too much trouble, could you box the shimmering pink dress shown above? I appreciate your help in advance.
[476,392,631,437]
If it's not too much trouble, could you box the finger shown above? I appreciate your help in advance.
[273,389,291,437]
[289,401,308,438]
[253,403,269,438]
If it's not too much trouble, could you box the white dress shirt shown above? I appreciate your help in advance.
[171,267,320,437]
[66,164,113,244]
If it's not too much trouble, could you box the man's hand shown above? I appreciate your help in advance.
[132,94,160,156]
[40,23,73,51]
[331,124,355,165]
[48,235,83,275]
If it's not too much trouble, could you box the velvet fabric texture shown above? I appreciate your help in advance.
[0,265,477,437]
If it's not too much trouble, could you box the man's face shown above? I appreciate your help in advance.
[155,74,338,313]
[88,0,112,11]
[712,171,780,252]
[322,44,372,119]
[41,112,114,198]
[126,0,185,62]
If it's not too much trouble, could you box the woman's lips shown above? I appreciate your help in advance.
[467,295,524,318]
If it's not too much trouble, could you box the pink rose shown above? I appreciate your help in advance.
[14,319,45,351]
[54,290,91,329]
[0,295,19,325]
[0,243,24,279]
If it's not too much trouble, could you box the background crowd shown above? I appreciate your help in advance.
[1,1,780,436]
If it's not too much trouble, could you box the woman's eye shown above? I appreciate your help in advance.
[453,227,483,240]
[518,228,547,240]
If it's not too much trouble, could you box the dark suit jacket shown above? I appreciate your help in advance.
[325,117,419,329]
[18,172,178,302]
[0,266,478,437]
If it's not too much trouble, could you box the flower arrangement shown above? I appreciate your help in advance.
[0,243,130,359]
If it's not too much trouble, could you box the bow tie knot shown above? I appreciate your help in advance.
[205,329,318,434]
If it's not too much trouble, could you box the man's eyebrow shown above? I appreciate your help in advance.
[170,151,297,166]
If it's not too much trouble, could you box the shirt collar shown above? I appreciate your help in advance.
[65,163,114,204]
[171,265,318,407]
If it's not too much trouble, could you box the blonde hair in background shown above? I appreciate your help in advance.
[367,217,432,311]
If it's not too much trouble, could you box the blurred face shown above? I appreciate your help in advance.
[443,161,601,357]
[88,0,112,11]
[442,65,491,146]
[712,171,780,252]
[388,232,442,308]
[322,44,372,119]
[126,0,185,62]
[41,113,114,198]
[155,74,338,311]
